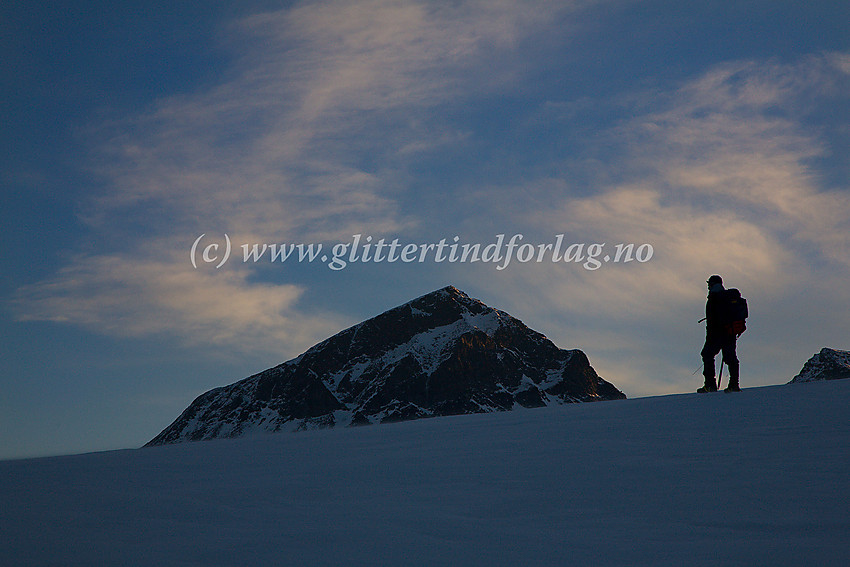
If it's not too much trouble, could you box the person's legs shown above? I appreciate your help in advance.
[700,337,721,392]
[722,336,740,391]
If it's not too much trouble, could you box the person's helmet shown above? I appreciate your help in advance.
[707,275,723,286]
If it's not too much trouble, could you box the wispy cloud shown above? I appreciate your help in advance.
[14,0,596,356]
[82,0,579,242]
[512,52,850,303]
[15,253,348,354]
[636,57,850,264]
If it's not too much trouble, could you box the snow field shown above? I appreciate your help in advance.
[1,380,849,566]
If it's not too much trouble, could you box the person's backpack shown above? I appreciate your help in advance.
[723,288,748,335]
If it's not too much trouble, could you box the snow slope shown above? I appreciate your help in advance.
[2,381,849,566]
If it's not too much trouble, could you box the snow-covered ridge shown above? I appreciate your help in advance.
[356,310,503,377]
[146,285,624,445]
[297,286,510,376]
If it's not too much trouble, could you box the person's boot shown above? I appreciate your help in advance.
[697,377,718,393]
[724,377,741,392]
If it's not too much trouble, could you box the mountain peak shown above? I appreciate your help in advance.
[427,284,463,296]
[788,347,850,383]
[400,285,489,316]
[147,287,625,445]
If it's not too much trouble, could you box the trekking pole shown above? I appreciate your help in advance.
[718,358,724,390]
[694,318,707,375]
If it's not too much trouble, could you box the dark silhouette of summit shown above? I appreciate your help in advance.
[147,286,625,445]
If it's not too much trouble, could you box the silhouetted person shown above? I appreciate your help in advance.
[699,275,741,393]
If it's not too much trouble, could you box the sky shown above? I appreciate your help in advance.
[2,0,848,460]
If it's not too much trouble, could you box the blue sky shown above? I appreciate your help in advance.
[2,0,848,459]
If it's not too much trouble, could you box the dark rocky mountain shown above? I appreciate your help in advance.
[147,286,625,445]
[788,347,850,384]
